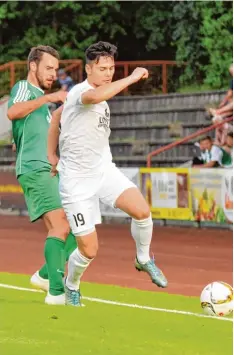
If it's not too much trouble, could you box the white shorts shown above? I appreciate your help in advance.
[61,165,136,236]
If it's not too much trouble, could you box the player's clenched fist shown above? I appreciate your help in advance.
[130,67,149,83]
[47,91,67,103]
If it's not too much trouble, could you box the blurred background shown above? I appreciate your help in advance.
[0,1,233,227]
[0,1,233,94]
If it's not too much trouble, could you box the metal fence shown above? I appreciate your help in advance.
[0,60,186,97]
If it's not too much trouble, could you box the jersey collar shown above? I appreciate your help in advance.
[85,79,96,89]
[27,81,44,94]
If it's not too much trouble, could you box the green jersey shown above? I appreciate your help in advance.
[219,147,233,168]
[201,145,232,168]
[8,80,52,177]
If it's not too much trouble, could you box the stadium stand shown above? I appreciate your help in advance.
[0,90,230,168]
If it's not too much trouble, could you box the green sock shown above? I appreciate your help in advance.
[64,231,77,261]
[39,232,77,279]
[44,237,66,296]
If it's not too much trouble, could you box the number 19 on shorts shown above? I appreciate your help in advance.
[73,213,85,227]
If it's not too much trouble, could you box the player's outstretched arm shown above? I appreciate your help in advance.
[82,67,149,105]
[47,105,63,176]
[7,91,67,121]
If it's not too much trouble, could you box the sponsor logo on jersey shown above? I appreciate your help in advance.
[98,108,110,131]
[98,116,110,131]
[105,108,110,118]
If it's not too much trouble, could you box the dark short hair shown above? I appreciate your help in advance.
[199,135,212,143]
[28,45,59,69]
[227,132,233,138]
[85,41,118,64]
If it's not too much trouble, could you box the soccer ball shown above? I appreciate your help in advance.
[200,281,233,317]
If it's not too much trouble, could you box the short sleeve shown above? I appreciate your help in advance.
[66,82,93,106]
[8,81,31,109]
[77,87,93,105]
[72,83,93,105]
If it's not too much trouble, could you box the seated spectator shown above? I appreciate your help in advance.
[204,64,233,146]
[213,116,232,146]
[57,69,75,92]
[192,139,207,166]
[195,136,232,168]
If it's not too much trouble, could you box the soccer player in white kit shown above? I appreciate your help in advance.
[48,41,168,306]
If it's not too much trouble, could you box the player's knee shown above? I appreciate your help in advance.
[84,249,98,260]
[133,205,151,220]
[79,244,98,259]
[78,240,98,260]
[50,220,70,240]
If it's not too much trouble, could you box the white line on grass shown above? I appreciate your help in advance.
[0,283,232,322]
[0,283,42,293]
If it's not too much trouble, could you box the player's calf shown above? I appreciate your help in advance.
[131,215,153,264]
[116,188,152,263]
[115,187,168,287]
[132,216,168,288]
[65,230,97,305]
[43,210,71,297]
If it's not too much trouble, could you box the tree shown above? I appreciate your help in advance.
[0,1,233,90]
[199,1,233,88]
[172,1,233,89]
[0,1,126,61]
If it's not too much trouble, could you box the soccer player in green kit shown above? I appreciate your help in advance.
[7,45,77,305]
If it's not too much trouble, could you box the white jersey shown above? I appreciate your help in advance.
[201,145,222,164]
[58,80,113,177]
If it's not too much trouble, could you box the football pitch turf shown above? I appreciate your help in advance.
[0,273,232,355]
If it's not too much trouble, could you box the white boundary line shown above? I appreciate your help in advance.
[0,283,232,322]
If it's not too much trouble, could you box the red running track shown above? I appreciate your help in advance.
[0,216,232,296]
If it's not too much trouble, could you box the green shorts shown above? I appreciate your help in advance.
[18,168,62,222]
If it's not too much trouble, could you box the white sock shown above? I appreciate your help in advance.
[131,215,153,264]
[66,248,93,291]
